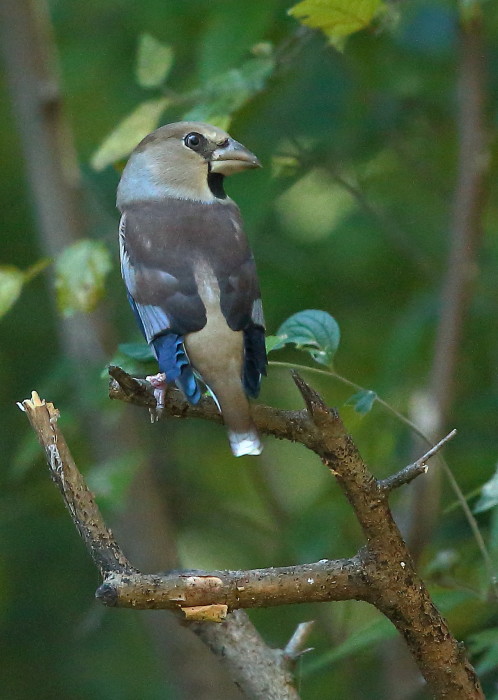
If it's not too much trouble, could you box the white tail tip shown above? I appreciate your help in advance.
[228,431,263,457]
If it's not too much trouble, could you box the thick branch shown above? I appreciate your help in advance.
[193,610,298,700]
[95,557,366,611]
[19,390,303,699]
[24,376,483,699]
[290,375,482,699]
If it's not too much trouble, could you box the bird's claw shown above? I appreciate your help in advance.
[146,372,167,423]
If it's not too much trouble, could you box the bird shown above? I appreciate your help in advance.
[116,121,267,456]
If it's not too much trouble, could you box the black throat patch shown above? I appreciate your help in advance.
[207,170,227,199]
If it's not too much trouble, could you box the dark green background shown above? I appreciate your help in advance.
[2,1,498,697]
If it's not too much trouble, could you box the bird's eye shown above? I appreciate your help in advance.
[184,132,203,150]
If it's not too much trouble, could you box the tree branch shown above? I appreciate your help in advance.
[406,7,491,563]
[21,373,484,699]
[379,429,457,492]
[192,610,299,700]
[95,556,366,611]
[18,391,132,576]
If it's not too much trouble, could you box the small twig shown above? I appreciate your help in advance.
[283,621,315,663]
[379,429,457,493]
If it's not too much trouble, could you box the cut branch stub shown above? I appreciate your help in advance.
[18,391,133,577]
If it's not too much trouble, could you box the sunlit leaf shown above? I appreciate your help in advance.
[183,54,275,127]
[345,389,377,415]
[0,266,25,319]
[135,34,174,89]
[474,464,498,513]
[91,97,170,171]
[276,309,340,366]
[289,0,385,49]
[55,239,112,316]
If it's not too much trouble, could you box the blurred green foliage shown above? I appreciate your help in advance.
[55,239,112,316]
[2,0,498,698]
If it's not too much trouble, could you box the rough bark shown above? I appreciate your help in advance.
[19,372,484,699]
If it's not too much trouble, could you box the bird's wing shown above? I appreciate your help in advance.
[214,246,267,398]
[119,209,206,340]
[120,199,267,395]
[121,199,265,334]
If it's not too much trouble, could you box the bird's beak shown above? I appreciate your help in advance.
[210,139,261,175]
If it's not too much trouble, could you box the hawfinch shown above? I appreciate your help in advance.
[117,122,266,456]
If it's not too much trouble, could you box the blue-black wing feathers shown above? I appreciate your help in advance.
[152,333,201,404]
[243,325,267,398]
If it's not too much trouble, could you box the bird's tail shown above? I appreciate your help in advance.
[184,323,262,456]
[228,427,262,457]
[210,378,262,457]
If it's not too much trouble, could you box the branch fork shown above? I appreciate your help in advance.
[19,371,483,699]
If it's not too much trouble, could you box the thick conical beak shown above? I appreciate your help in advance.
[210,138,261,175]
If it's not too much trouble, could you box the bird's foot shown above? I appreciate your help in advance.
[146,372,167,423]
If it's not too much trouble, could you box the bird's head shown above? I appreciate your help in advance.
[117,121,261,207]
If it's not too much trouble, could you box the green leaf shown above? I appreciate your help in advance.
[91,97,170,171]
[118,342,155,363]
[135,34,174,89]
[55,239,112,316]
[276,309,340,366]
[265,335,287,353]
[102,342,156,379]
[289,0,385,49]
[0,266,25,319]
[474,464,498,513]
[183,54,275,127]
[345,389,377,415]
